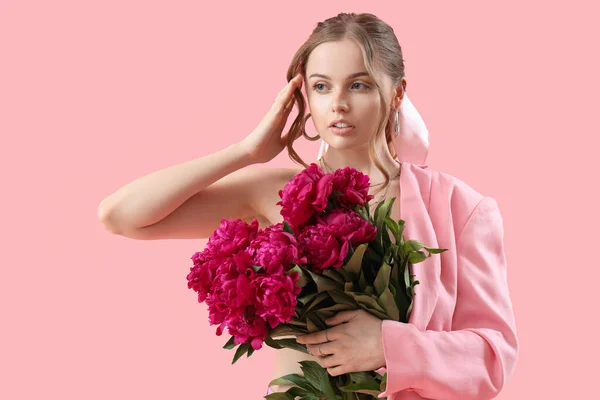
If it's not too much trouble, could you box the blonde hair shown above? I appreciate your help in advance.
[285,12,407,196]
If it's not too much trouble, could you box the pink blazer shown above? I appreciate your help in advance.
[374,162,519,400]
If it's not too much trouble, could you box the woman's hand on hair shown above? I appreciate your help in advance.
[239,74,303,164]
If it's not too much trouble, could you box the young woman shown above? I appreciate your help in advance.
[98,13,518,400]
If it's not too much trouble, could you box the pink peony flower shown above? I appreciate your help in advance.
[225,312,269,350]
[186,249,222,302]
[318,208,377,247]
[252,271,302,328]
[206,218,260,257]
[205,251,256,330]
[277,163,333,230]
[247,223,307,275]
[297,223,349,273]
[330,166,375,210]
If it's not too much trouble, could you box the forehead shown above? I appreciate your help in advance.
[305,39,367,77]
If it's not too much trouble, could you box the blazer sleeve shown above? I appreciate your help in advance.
[377,196,519,400]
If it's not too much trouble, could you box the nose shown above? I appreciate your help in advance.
[331,91,349,113]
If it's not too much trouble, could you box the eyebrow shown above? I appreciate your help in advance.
[308,72,370,80]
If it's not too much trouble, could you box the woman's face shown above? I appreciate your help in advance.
[304,39,392,150]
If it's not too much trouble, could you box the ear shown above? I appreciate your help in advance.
[393,78,407,109]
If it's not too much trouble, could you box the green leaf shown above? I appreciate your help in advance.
[287,316,308,328]
[305,291,330,313]
[378,287,400,321]
[251,265,264,273]
[361,202,373,224]
[223,336,236,350]
[328,290,357,307]
[299,361,337,400]
[404,240,424,252]
[348,371,374,383]
[384,216,400,244]
[268,373,319,394]
[390,244,402,266]
[424,246,448,254]
[316,303,357,314]
[346,292,386,314]
[282,221,295,235]
[334,266,354,282]
[297,292,318,306]
[269,324,305,338]
[321,268,346,284]
[264,392,294,400]
[374,197,394,225]
[343,243,368,279]
[408,251,427,264]
[306,314,318,333]
[306,269,342,292]
[339,379,382,396]
[396,219,406,239]
[406,297,414,322]
[285,387,315,399]
[288,265,310,287]
[380,372,388,391]
[358,268,367,291]
[264,336,283,349]
[404,263,412,294]
[306,313,327,332]
[265,337,309,354]
[373,262,391,297]
[374,198,395,244]
[355,205,371,224]
[232,343,251,364]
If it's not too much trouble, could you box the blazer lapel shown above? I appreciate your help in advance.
[400,162,441,331]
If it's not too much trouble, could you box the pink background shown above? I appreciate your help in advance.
[2,0,598,399]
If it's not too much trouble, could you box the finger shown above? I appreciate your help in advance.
[297,329,329,345]
[308,342,332,357]
[327,365,347,377]
[280,74,300,95]
[272,99,292,116]
[272,76,302,113]
[284,95,294,112]
[325,310,360,326]
[319,354,341,369]
[274,94,296,117]
[273,80,292,104]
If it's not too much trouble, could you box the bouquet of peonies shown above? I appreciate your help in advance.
[186,163,446,399]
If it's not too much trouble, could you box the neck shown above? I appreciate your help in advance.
[319,138,400,184]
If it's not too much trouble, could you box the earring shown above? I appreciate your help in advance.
[394,109,400,137]
[302,113,320,140]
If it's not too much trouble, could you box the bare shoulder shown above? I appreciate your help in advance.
[117,165,304,240]
[245,166,304,225]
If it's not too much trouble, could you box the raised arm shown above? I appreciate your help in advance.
[98,74,304,240]
[97,143,259,239]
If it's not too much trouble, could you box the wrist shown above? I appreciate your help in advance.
[229,141,258,166]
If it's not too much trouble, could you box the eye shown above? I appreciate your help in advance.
[313,83,328,92]
[351,82,370,90]
[312,82,371,93]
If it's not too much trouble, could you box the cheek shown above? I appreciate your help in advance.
[361,96,382,114]
[307,97,330,124]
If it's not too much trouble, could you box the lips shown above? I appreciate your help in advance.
[330,119,354,127]
[330,125,355,136]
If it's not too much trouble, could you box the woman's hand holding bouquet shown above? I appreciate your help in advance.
[186,163,446,399]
